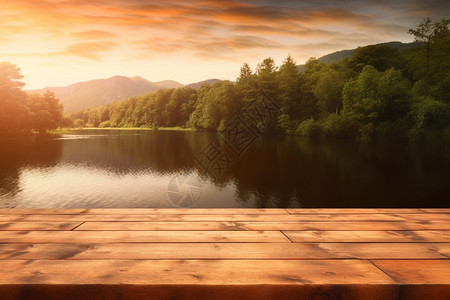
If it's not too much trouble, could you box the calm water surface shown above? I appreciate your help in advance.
[0,130,449,208]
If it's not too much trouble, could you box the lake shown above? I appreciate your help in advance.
[0,130,449,208]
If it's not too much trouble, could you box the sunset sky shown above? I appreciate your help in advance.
[1,0,449,89]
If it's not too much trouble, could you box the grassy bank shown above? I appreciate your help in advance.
[50,126,196,133]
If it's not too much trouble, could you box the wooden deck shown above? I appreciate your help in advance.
[0,208,449,300]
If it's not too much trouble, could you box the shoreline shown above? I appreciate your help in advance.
[49,127,197,134]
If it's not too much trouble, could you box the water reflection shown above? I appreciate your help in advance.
[0,137,62,207]
[0,130,449,208]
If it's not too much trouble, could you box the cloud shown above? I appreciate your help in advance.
[2,0,450,89]
[4,41,118,60]
[61,42,119,60]
[71,30,117,40]
[192,35,284,59]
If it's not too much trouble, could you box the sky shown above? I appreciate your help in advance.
[1,0,449,89]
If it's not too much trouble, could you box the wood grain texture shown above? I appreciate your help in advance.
[0,222,82,231]
[0,208,448,300]
[371,260,450,284]
[0,259,394,284]
[286,208,426,214]
[0,208,290,215]
[283,230,450,242]
[0,230,289,243]
[0,284,399,300]
[75,220,450,231]
[18,213,406,222]
[0,243,448,260]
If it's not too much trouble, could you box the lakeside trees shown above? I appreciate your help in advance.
[68,18,449,145]
[0,62,63,137]
[3,18,448,144]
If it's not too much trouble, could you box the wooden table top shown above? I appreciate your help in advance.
[0,208,449,300]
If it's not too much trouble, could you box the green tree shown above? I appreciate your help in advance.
[73,119,85,128]
[0,62,30,137]
[256,57,279,99]
[312,65,349,116]
[277,55,301,112]
[295,58,324,121]
[408,18,450,81]
[165,87,197,126]
[412,96,450,130]
[342,66,411,138]
[28,91,63,134]
[349,44,404,73]
[189,81,242,130]
[236,63,258,102]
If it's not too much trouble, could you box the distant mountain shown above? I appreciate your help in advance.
[188,79,221,89]
[317,41,419,64]
[27,76,183,112]
[152,80,184,89]
[27,42,419,112]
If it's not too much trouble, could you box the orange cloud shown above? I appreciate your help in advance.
[71,30,117,40]
[2,0,449,90]
[61,42,119,60]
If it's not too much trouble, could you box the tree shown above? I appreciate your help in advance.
[73,119,85,128]
[277,55,301,113]
[408,18,450,79]
[312,65,348,116]
[342,66,411,137]
[349,44,404,72]
[256,57,279,99]
[294,58,324,121]
[28,91,63,134]
[0,62,30,137]
[164,87,197,126]
[236,63,258,102]
[189,81,242,130]
[412,96,450,130]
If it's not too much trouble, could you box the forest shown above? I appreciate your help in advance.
[0,62,63,137]
[2,18,449,145]
[67,18,450,145]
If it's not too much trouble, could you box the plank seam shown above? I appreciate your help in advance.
[280,231,294,243]
[71,222,85,231]
[368,260,400,288]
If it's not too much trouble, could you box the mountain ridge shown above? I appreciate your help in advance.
[317,41,419,64]
[27,76,217,112]
[27,41,418,112]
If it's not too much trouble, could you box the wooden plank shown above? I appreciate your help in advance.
[284,230,450,243]
[75,220,450,231]
[0,243,448,260]
[316,243,450,259]
[1,208,446,215]
[242,221,450,231]
[392,213,450,221]
[0,230,289,243]
[372,260,450,284]
[286,208,426,214]
[0,215,27,222]
[0,209,87,215]
[0,284,399,300]
[19,213,407,222]
[0,260,397,300]
[422,209,450,213]
[0,222,82,231]
[82,208,291,215]
[370,261,450,300]
[0,259,396,285]
[0,209,289,215]
[76,221,243,231]
[397,285,450,300]
[0,243,330,260]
